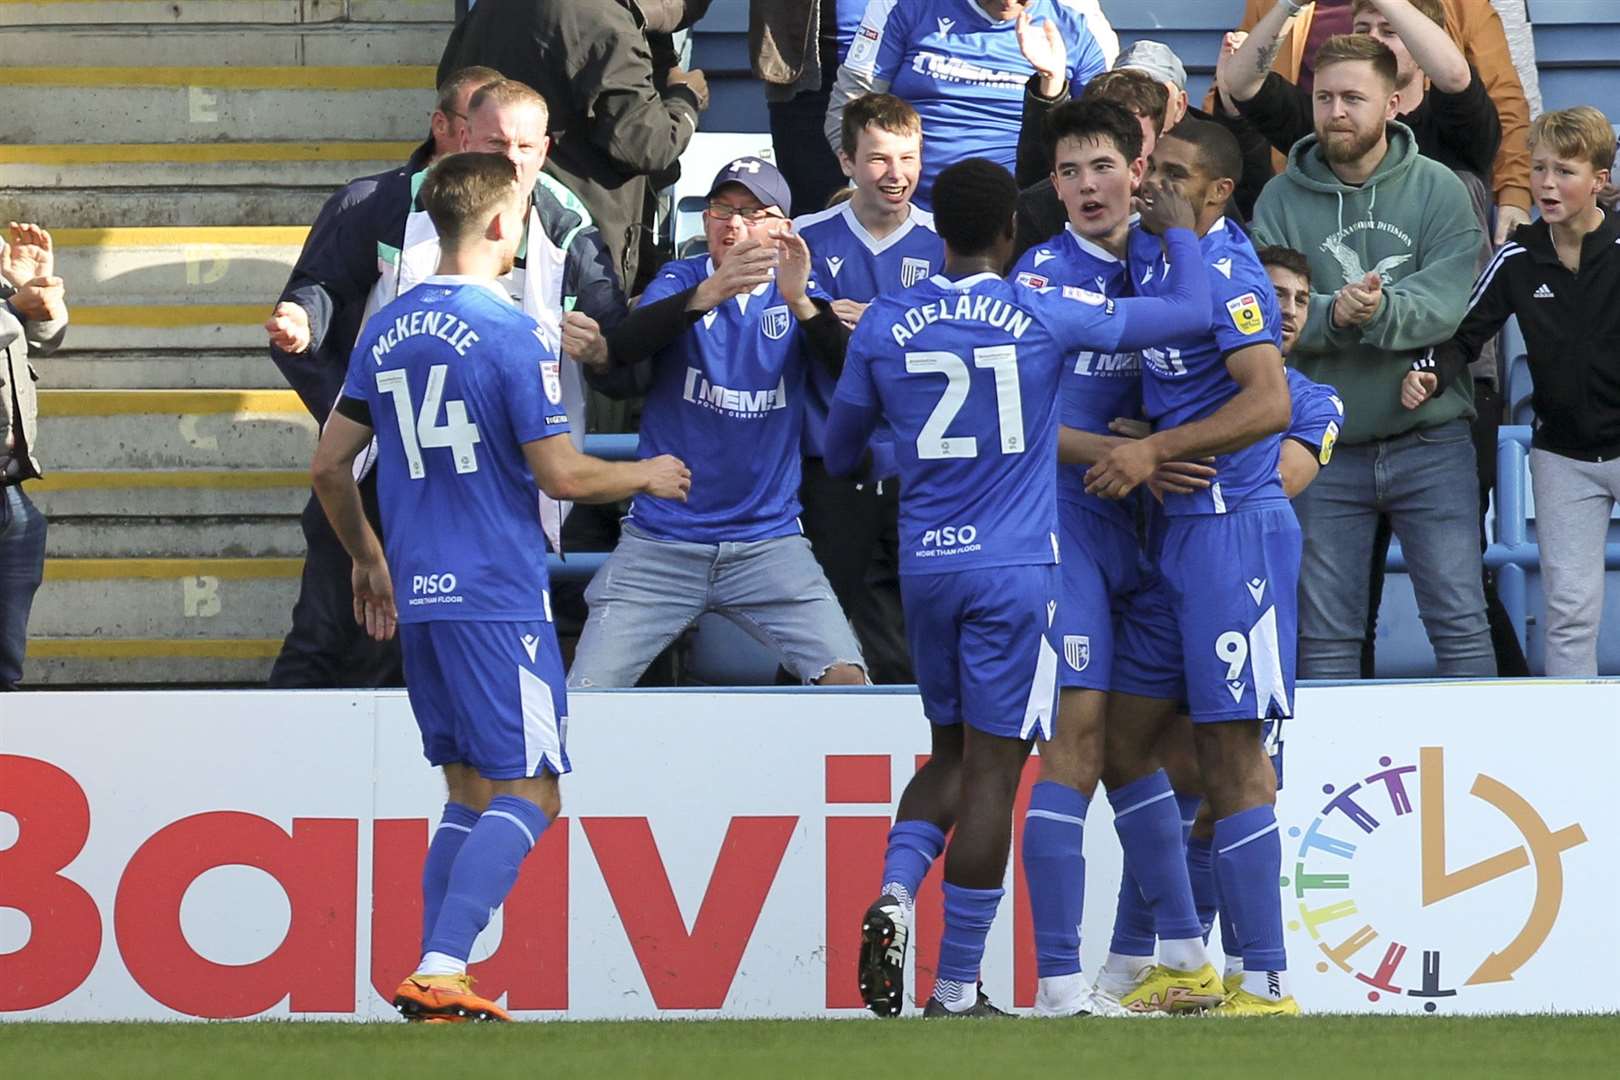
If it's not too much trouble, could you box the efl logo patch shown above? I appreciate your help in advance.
[1015,271,1049,289]
[1226,292,1266,335]
[901,257,931,288]
[1063,635,1090,672]
[1320,420,1339,465]
[760,305,792,340]
[540,359,563,404]
[847,24,882,70]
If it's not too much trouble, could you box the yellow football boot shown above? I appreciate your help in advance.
[1211,986,1302,1016]
[1120,963,1225,1013]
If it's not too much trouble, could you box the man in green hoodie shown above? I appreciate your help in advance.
[1250,33,1493,678]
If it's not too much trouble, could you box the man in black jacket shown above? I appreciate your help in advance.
[263,76,629,689]
[438,0,711,294]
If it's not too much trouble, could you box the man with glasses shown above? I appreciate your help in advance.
[568,157,869,689]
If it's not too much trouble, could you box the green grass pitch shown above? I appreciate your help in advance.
[8,1016,1618,1079]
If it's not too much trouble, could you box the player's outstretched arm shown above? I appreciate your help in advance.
[523,436,691,505]
[1085,342,1289,499]
[310,409,396,641]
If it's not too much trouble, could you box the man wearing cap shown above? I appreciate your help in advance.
[1013,37,1275,262]
[567,157,868,688]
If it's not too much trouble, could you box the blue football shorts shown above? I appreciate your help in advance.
[400,617,571,780]
[903,563,1060,740]
[1157,500,1302,724]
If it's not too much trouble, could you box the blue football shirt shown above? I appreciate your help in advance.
[793,202,944,460]
[843,0,1110,207]
[1128,217,1287,516]
[629,255,832,543]
[1285,367,1344,463]
[1009,224,1139,527]
[340,277,570,623]
[835,271,1136,575]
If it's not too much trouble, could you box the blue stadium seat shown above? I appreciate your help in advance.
[1530,0,1620,115]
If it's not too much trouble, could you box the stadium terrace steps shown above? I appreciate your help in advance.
[4,67,437,144]
[30,469,310,517]
[0,21,449,66]
[44,517,305,558]
[0,141,421,189]
[32,556,302,638]
[42,349,282,390]
[0,186,333,229]
[25,636,282,685]
[51,225,307,307]
[36,388,317,469]
[0,0,454,27]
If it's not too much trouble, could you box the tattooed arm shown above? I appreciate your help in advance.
[1221,0,1300,104]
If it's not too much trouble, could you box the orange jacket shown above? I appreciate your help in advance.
[1213,0,1530,211]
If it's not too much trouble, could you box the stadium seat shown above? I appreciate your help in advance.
[1529,0,1620,115]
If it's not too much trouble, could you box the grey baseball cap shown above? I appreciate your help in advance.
[1115,40,1188,92]
[706,156,793,216]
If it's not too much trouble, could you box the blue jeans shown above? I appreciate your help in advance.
[1293,419,1495,678]
[0,485,47,690]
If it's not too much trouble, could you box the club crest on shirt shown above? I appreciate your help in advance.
[1064,635,1090,672]
[1226,292,1266,335]
[901,257,931,288]
[540,358,563,405]
[760,305,792,340]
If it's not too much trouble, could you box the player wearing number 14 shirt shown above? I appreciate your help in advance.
[311,153,689,1025]
[823,158,1212,1018]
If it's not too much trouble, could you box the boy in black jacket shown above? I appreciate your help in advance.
[1413,106,1619,676]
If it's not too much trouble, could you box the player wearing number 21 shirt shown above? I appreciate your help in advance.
[821,157,1211,1019]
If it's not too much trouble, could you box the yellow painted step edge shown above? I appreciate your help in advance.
[8,66,435,90]
[44,557,304,581]
[0,142,417,165]
[30,638,282,661]
[68,304,267,329]
[32,470,309,492]
[54,226,310,248]
[37,389,305,416]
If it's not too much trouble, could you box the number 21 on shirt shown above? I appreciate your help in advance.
[907,344,1024,459]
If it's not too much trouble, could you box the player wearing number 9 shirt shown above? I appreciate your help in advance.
[822,157,1212,1018]
[311,153,690,1024]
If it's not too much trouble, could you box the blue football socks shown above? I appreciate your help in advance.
[880,819,946,910]
[421,802,481,952]
[422,794,550,971]
[1021,781,1090,978]
[1213,804,1287,976]
[1109,771,1204,946]
[1186,834,1219,943]
[936,882,1003,1003]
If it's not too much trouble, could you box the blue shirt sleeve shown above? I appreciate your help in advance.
[1066,21,1109,92]
[339,335,371,407]
[501,320,572,445]
[638,259,695,305]
[845,0,907,81]
[833,317,880,407]
[1211,269,1285,359]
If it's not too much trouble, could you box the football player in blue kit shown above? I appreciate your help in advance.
[824,156,1212,1018]
[825,0,1117,208]
[793,93,945,683]
[1086,118,1302,1016]
[309,153,691,1023]
[1007,99,1228,1017]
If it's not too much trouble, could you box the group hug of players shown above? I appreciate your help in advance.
[307,77,1343,1020]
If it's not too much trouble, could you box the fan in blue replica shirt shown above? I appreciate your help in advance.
[793,92,944,684]
[1085,119,1302,1017]
[570,156,868,689]
[309,153,690,1025]
[822,157,1212,1020]
[1005,98,1227,1020]
[825,0,1118,208]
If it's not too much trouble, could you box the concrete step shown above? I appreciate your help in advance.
[0,0,452,27]
[37,389,316,468]
[0,141,418,189]
[0,186,331,228]
[6,67,436,144]
[44,516,304,558]
[30,469,311,517]
[0,21,449,66]
[52,225,306,306]
[32,557,300,638]
[41,349,282,389]
[26,637,280,686]
[62,303,274,350]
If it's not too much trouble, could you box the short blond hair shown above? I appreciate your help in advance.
[1314,33,1399,90]
[1530,106,1617,174]
[468,78,549,127]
